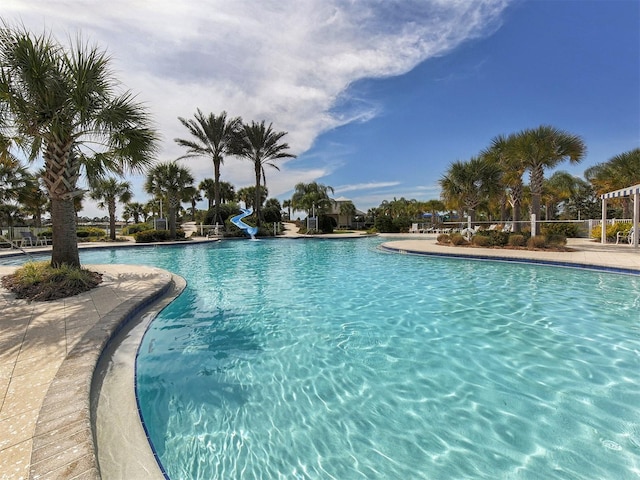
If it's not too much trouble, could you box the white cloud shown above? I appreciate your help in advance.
[4,0,510,217]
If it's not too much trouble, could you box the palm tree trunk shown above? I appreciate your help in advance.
[254,163,262,227]
[530,164,544,229]
[213,159,222,224]
[50,197,80,267]
[108,200,117,241]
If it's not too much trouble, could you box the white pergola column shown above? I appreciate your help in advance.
[601,198,607,245]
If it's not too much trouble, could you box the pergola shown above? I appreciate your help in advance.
[601,184,639,248]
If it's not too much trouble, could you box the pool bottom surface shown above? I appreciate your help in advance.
[79,239,640,479]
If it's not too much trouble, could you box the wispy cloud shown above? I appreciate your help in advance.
[334,181,402,194]
[4,0,510,214]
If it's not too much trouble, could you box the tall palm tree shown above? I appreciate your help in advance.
[513,125,586,234]
[175,110,241,225]
[145,162,194,239]
[439,156,502,224]
[235,121,295,226]
[0,25,158,267]
[89,177,132,240]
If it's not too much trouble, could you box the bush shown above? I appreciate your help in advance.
[1,261,102,301]
[76,227,106,238]
[471,235,491,247]
[133,229,185,243]
[436,233,451,244]
[474,230,509,247]
[450,233,468,245]
[591,223,631,241]
[205,203,239,225]
[508,234,526,247]
[527,235,547,249]
[546,233,567,247]
[122,223,151,235]
[374,216,395,233]
[542,222,579,238]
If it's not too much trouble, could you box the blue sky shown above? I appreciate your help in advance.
[4,0,639,218]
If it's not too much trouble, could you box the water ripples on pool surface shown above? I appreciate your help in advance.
[69,239,640,478]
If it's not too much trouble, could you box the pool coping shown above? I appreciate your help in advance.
[378,244,640,276]
[27,269,176,479]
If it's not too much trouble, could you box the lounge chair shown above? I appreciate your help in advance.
[20,231,47,247]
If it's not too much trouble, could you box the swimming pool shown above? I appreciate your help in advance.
[25,239,640,478]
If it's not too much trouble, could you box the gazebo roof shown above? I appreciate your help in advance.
[601,184,640,199]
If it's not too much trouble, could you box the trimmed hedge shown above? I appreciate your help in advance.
[122,223,152,235]
[77,227,107,238]
[133,229,185,243]
[541,222,579,238]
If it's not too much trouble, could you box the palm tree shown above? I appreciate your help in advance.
[235,121,295,226]
[282,199,292,220]
[236,186,268,210]
[145,162,194,239]
[0,25,158,267]
[423,199,446,225]
[481,133,527,231]
[198,178,216,209]
[183,186,202,221]
[339,201,357,227]
[439,156,502,224]
[585,148,640,219]
[123,201,147,224]
[90,177,132,240]
[175,110,242,225]
[542,171,579,220]
[512,125,586,234]
[219,181,236,204]
[291,182,335,218]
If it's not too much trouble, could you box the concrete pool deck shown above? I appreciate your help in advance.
[0,235,638,479]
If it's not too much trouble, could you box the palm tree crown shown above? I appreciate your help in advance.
[145,161,194,238]
[235,121,295,226]
[175,110,241,224]
[513,125,585,234]
[0,24,158,266]
[90,177,132,240]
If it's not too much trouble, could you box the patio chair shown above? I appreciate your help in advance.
[616,227,634,245]
[20,231,47,247]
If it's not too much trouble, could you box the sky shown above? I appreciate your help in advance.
[3,0,639,219]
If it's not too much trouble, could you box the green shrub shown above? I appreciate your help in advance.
[475,230,509,246]
[471,235,491,247]
[450,233,468,245]
[122,223,151,235]
[133,229,185,243]
[508,234,526,247]
[542,222,579,238]
[374,216,395,233]
[591,223,631,241]
[527,235,547,249]
[436,233,451,244]
[76,227,106,238]
[546,233,567,247]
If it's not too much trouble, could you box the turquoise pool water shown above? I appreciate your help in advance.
[17,239,640,478]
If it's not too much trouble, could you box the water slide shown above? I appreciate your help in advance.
[231,208,259,238]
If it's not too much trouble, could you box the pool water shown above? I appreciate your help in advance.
[70,240,640,477]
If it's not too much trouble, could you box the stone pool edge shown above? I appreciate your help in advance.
[28,268,178,480]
